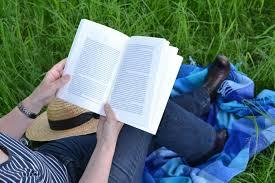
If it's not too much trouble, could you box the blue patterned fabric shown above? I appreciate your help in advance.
[144,61,275,183]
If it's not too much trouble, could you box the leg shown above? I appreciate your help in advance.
[170,87,211,117]
[152,100,216,163]
[36,125,152,183]
[159,55,231,163]
[109,125,152,183]
[36,134,97,183]
[171,54,231,117]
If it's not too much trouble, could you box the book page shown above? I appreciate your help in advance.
[150,54,182,134]
[108,36,169,130]
[148,46,178,129]
[57,19,129,114]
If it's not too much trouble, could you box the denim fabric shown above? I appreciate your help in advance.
[108,126,152,183]
[36,134,97,183]
[170,87,211,116]
[148,87,215,163]
[36,87,216,183]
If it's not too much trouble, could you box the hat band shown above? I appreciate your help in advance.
[49,112,97,131]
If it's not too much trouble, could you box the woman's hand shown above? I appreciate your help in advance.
[96,104,124,147]
[80,104,123,183]
[23,59,70,113]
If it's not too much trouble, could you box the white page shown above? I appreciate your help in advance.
[57,19,129,114]
[148,46,178,132]
[108,36,169,132]
[149,54,182,134]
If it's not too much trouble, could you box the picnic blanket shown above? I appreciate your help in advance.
[143,58,275,183]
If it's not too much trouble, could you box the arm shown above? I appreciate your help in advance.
[0,59,70,140]
[79,104,123,183]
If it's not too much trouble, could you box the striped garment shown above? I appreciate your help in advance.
[0,133,69,183]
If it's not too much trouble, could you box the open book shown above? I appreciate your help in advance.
[57,19,182,134]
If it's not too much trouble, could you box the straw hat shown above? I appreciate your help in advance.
[26,99,99,141]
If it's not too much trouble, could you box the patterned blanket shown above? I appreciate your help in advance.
[143,59,275,183]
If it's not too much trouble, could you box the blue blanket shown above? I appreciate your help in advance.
[143,60,275,183]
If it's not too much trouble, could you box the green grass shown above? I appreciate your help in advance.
[0,0,274,182]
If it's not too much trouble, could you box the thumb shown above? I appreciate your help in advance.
[53,75,70,90]
[104,103,116,120]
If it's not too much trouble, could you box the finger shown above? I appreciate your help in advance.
[45,68,63,82]
[104,103,117,120]
[52,74,70,90]
[51,59,67,73]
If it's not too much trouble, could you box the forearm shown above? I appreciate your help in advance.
[79,142,116,183]
[0,96,43,140]
[0,59,69,140]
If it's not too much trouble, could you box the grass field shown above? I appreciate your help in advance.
[0,0,274,182]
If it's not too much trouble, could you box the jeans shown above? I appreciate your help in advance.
[36,87,216,183]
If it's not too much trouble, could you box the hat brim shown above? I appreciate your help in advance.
[26,112,98,141]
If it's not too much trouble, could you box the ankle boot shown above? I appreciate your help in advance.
[203,55,231,98]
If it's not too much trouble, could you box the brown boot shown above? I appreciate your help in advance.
[203,55,231,98]
[190,129,228,166]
